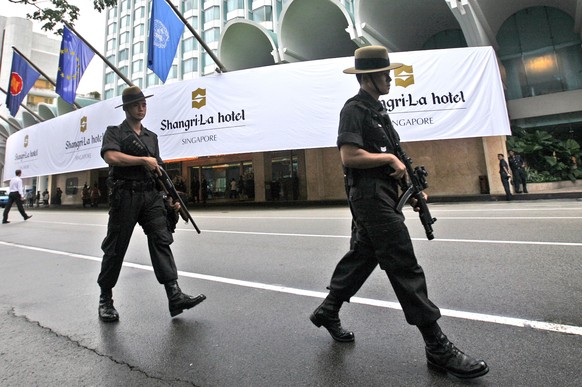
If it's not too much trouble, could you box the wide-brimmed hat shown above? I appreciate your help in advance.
[343,46,403,74]
[115,86,153,108]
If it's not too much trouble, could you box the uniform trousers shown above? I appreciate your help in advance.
[328,192,441,327]
[98,187,178,290]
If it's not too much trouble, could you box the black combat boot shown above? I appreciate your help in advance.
[420,322,489,379]
[309,293,354,342]
[98,290,119,322]
[164,281,206,317]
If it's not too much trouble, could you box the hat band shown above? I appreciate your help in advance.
[355,58,390,70]
[122,92,146,104]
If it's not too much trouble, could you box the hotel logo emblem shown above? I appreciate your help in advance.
[192,88,206,109]
[24,134,29,148]
[80,116,88,133]
[394,64,414,88]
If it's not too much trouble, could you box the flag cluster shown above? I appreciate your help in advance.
[5,0,187,117]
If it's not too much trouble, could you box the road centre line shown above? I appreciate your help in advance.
[25,220,582,247]
[1,240,581,337]
[200,230,582,247]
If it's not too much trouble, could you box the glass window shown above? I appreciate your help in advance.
[204,6,220,22]
[133,23,144,37]
[119,65,128,76]
[105,72,115,84]
[188,16,198,28]
[183,0,194,13]
[183,57,198,74]
[106,38,117,51]
[107,22,117,35]
[227,0,245,12]
[118,49,129,61]
[204,27,220,43]
[121,15,131,28]
[120,32,130,44]
[182,36,197,53]
[497,6,582,99]
[105,89,114,100]
[252,6,272,22]
[132,59,143,72]
[147,72,159,85]
[168,64,178,79]
[133,41,144,55]
[134,6,145,20]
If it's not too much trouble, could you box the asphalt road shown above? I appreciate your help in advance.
[0,200,581,386]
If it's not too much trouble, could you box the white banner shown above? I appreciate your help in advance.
[3,46,510,181]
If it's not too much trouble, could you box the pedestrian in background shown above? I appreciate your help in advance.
[508,150,528,193]
[2,169,32,224]
[498,153,513,200]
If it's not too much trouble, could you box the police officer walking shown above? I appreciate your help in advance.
[97,86,205,322]
[309,46,489,379]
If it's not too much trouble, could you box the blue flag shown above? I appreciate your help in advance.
[6,51,40,117]
[56,26,95,104]
[148,0,184,83]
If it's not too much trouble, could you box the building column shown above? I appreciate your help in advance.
[481,135,507,194]
[253,152,271,202]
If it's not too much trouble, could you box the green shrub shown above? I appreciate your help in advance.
[507,128,582,182]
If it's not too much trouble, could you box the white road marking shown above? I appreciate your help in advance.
[1,240,581,337]
[23,220,582,247]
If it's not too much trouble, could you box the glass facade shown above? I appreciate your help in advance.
[498,6,582,100]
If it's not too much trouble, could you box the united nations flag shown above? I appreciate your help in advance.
[147,0,184,83]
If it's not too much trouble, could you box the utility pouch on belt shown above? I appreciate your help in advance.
[120,133,150,157]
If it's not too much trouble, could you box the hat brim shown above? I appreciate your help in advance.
[115,94,153,109]
[343,62,403,74]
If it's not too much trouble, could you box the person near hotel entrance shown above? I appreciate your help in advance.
[97,86,205,322]
[309,46,488,379]
[498,153,513,201]
[508,150,528,193]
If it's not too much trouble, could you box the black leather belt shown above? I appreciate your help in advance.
[120,180,155,191]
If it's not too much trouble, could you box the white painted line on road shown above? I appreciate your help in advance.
[1,240,581,337]
[200,229,582,247]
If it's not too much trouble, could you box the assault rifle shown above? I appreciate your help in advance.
[125,133,201,234]
[394,143,437,240]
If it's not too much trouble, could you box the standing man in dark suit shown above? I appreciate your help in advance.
[508,150,528,193]
[499,153,513,200]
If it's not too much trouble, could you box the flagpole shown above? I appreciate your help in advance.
[63,22,134,87]
[0,87,44,122]
[11,46,82,109]
[163,0,227,73]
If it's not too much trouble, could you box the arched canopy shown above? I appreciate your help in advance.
[219,19,280,71]
[278,0,358,62]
